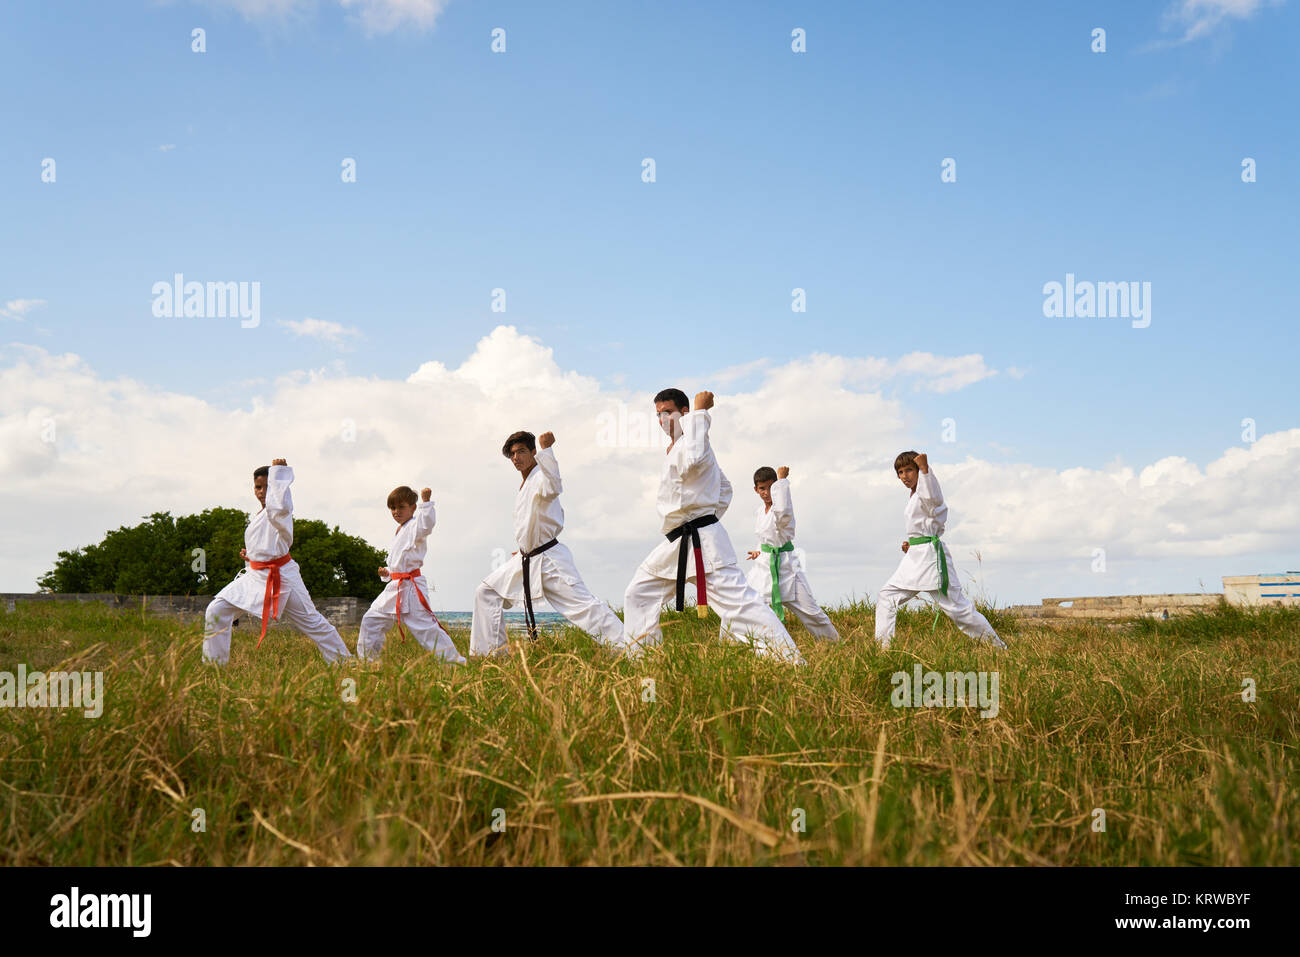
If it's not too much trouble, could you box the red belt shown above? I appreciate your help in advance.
[390,569,441,642]
[248,553,292,647]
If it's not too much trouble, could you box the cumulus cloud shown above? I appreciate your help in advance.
[3,328,1296,611]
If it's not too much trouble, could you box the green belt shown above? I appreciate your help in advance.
[761,542,794,620]
[908,535,948,631]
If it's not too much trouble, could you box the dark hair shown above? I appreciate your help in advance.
[502,430,536,457]
[253,466,269,480]
[654,388,689,412]
[387,485,418,509]
[753,466,778,485]
[894,450,920,472]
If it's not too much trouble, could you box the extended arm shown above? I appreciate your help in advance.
[414,490,437,539]
[264,461,294,539]
[678,409,715,476]
[915,468,945,510]
[533,445,563,498]
[770,476,796,538]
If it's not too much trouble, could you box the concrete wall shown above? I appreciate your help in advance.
[1222,574,1300,607]
[1008,575,1300,619]
[0,592,364,628]
[1008,593,1223,620]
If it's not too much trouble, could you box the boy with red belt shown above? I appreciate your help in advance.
[357,485,465,664]
[202,459,352,665]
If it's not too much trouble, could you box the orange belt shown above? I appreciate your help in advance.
[390,569,441,642]
[248,553,292,647]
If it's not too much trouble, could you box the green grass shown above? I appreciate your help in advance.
[1,600,1296,865]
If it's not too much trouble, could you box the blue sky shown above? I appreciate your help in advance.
[2,0,1297,603]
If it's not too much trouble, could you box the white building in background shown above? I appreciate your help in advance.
[1222,573,1300,607]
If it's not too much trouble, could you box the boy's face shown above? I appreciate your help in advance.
[390,500,415,525]
[508,442,536,475]
[754,479,775,507]
[253,474,267,508]
[897,464,919,492]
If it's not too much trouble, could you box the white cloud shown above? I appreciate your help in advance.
[279,317,363,349]
[159,144,176,152]
[1159,0,1283,44]
[2,328,1297,612]
[1,299,47,321]
[338,0,450,34]
[197,0,451,34]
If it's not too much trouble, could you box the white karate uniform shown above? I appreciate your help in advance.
[203,465,352,665]
[470,446,627,656]
[743,478,839,640]
[874,468,1004,649]
[622,410,804,663]
[357,499,465,664]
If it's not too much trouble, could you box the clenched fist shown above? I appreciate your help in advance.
[694,391,715,411]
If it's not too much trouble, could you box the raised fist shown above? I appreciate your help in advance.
[777,466,789,479]
[421,487,432,502]
[694,391,715,411]
[539,431,555,449]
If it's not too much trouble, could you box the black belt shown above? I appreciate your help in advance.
[665,514,719,614]
[521,538,560,640]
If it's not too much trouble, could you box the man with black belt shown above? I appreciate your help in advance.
[622,389,805,663]
[470,429,629,657]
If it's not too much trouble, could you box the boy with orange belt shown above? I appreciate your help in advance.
[357,485,465,663]
[203,459,352,665]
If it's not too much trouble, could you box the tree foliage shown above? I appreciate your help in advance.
[37,508,385,601]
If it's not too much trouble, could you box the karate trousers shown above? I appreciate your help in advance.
[747,562,840,641]
[470,570,628,657]
[357,606,466,664]
[203,592,352,665]
[874,579,1006,649]
[623,562,805,663]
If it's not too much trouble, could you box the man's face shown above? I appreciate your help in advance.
[897,465,919,491]
[655,400,685,435]
[254,474,267,507]
[509,442,537,475]
[390,501,415,524]
[754,479,775,507]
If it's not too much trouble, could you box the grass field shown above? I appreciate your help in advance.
[1,600,1296,865]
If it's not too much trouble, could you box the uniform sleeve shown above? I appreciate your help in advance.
[264,465,294,538]
[716,467,733,518]
[414,498,437,539]
[915,468,945,510]
[533,447,563,498]
[677,410,715,476]
[770,477,796,537]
